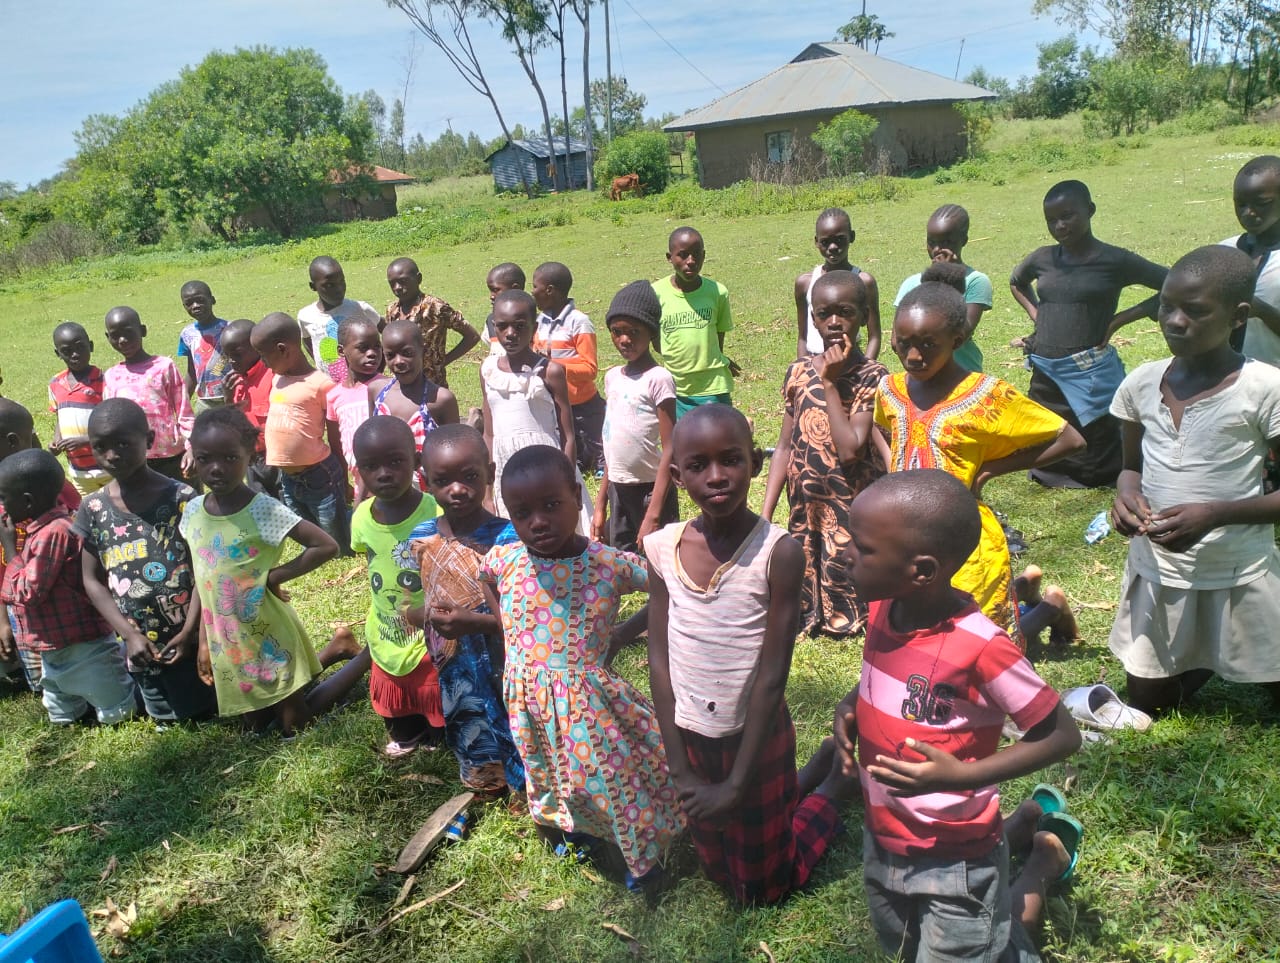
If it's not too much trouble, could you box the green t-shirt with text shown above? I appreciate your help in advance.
[652,276,734,397]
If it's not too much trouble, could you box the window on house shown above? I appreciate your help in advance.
[766,130,793,164]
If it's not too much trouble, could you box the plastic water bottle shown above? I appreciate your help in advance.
[1084,510,1111,545]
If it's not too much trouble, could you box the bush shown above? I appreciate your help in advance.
[810,109,879,177]
[594,131,670,195]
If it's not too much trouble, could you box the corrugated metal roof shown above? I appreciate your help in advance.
[664,42,995,131]
[485,136,592,161]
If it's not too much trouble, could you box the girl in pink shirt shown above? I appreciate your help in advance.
[101,306,194,482]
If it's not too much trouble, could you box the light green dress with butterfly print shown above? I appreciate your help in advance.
[179,494,322,715]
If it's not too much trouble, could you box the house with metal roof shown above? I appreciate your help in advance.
[664,43,995,188]
[486,136,593,192]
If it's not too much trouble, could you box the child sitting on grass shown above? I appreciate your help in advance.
[347,416,445,758]
[48,321,109,496]
[1110,245,1280,715]
[374,319,459,491]
[479,445,680,888]
[406,425,526,793]
[384,256,480,388]
[1221,155,1280,362]
[181,407,367,736]
[795,207,881,360]
[481,290,591,531]
[76,399,216,723]
[177,280,229,413]
[894,204,992,372]
[763,270,887,639]
[102,306,195,482]
[220,319,280,499]
[834,469,1083,962]
[252,312,350,553]
[592,280,679,553]
[0,449,137,725]
[654,227,738,416]
[327,317,391,505]
[298,255,382,382]
[876,282,1085,647]
[647,405,855,905]
[532,261,605,474]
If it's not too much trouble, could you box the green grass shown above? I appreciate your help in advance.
[3,126,1280,962]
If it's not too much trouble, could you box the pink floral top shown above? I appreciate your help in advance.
[103,355,195,459]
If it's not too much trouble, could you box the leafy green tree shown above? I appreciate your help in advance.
[593,130,669,194]
[590,76,647,136]
[963,66,1012,99]
[836,13,894,52]
[59,47,371,242]
[1007,36,1093,118]
[811,109,879,176]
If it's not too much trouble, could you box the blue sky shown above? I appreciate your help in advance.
[1,0,1101,187]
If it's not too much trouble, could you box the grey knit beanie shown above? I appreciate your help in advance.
[605,280,663,346]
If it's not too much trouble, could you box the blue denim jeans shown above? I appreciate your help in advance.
[278,451,351,555]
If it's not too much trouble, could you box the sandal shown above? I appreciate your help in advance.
[1037,811,1083,882]
[1031,783,1067,816]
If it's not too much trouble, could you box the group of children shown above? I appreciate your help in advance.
[1,153,1278,961]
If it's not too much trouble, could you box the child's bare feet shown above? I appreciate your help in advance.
[318,625,363,666]
[1012,830,1072,931]
[812,741,862,807]
[1044,586,1079,645]
[1013,565,1043,606]
[1004,798,1044,857]
[798,736,836,796]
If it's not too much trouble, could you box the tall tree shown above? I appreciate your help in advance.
[588,76,647,136]
[485,0,564,191]
[571,0,594,190]
[385,0,533,196]
[836,13,894,52]
[547,0,577,188]
[56,47,371,241]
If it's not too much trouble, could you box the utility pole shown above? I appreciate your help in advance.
[604,0,614,143]
[954,38,964,79]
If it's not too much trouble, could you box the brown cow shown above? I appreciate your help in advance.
[610,172,643,201]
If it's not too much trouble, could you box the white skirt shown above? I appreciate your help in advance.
[1108,554,1280,683]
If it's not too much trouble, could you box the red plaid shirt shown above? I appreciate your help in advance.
[1,507,110,652]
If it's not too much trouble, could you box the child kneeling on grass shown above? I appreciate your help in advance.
[835,469,1082,962]
[1109,245,1280,715]
[646,405,856,905]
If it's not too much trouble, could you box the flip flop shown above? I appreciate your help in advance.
[1031,783,1067,816]
[1063,684,1153,733]
[1037,811,1083,883]
[393,791,475,873]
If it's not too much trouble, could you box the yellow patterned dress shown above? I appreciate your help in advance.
[875,372,1066,641]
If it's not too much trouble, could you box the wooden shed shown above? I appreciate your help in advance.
[664,43,996,188]
[324,165,415,220]
[486,136,592,192]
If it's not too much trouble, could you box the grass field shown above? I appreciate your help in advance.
[2,124,1280,962]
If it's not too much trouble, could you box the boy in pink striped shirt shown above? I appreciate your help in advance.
[835,470,1081,962]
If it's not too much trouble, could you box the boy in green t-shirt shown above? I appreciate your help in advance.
[652,226,739,417]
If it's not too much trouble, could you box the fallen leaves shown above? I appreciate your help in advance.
[759,941,777,962]
[398,773,444,785]
[92,898,137,941]
[542,896,567,911]
[76,760,96,776]
[601,922,644,957]
[99,855,119,882]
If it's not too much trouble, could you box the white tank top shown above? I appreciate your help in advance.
[804,262,827,355]
[643,516,790,738]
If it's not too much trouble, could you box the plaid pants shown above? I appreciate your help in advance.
[681,704,840,905]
